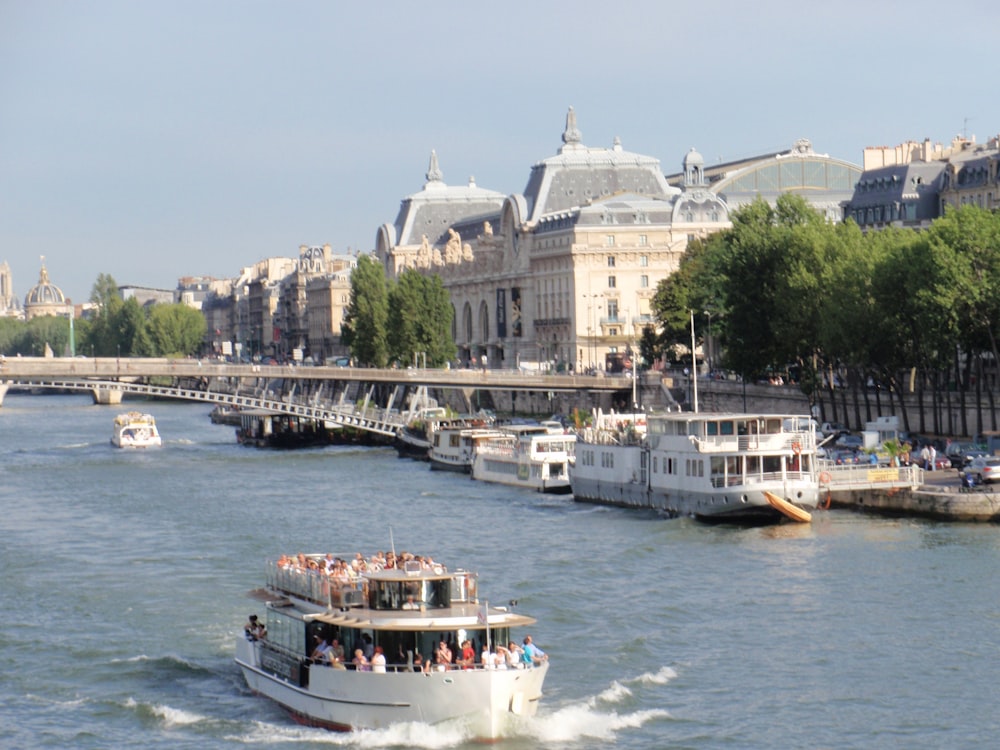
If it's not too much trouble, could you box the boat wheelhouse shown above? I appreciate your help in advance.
[235,554,547,739]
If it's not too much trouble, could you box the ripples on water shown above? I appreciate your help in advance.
[2,394,1000,749]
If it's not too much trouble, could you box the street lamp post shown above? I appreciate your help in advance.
[704,309,713,375]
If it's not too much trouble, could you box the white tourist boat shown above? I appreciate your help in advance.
[471,424,576,493]
[110,411,162,449]
[429,426,509,472]
[235,553,548,739]
[571,409,818,524]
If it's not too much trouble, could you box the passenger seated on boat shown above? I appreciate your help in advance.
[435,640,453,670]
[402,595,419,610]
[352,649,371,671]
[459,639,475,669]
[311,635,331,661]
[329,638,345,663]
[371,646,387,673]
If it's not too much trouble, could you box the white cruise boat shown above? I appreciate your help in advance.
[471,424,576,493]
[571,410,818,525]
[235,554,548,739]
[110,411,162,449]
[429,427,508,473]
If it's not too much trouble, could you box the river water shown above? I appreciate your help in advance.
[2,393,999,749]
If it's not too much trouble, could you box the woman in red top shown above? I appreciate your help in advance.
[460,639,475,669]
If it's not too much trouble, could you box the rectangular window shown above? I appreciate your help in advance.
[640,255,648,267]
[605,235,615,247]
[640,275,649,288]
[608,256,616,267]
[639,235,648,246]
[607,300,618,319]
[608,275,616,288]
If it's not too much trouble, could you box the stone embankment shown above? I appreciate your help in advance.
[828,472,1000,522]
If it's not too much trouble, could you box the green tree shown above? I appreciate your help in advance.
[342,254,389,367]
[115,297,152,356]
[148,303,207,357]
[387,270,456,367]
[0,317,27,355]
[82,273,123,356]
[24,315,70,356]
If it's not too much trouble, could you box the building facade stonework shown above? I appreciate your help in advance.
[376,108,730,372]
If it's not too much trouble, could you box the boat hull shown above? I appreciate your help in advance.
[571,441,818,524]
[236,639,547,739]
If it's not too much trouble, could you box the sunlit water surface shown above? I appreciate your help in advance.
[2,393,999,749]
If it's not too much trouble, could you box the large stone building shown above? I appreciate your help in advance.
[843,133,1000,230]
[665,137,862,221]
[376,108,730,372]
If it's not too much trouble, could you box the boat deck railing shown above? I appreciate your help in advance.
[710,470,812,488]
[267,561,366,609]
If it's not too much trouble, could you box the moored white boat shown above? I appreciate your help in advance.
[429,426,508,473]
[571,410,818,524]
[471,424,576,493]
[235,553,548,739]
[110,411,162,448]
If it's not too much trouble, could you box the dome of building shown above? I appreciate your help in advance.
[24,258,72,320]
[683,147,705,169]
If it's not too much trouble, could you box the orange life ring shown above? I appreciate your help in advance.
[792,441,802,455]
[819,470,832,484]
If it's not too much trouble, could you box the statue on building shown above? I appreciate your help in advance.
[416,234,432,269]
[432,248,444,266]
[462,241,474,262]
[483,220,493,237]
[444,228,462,264]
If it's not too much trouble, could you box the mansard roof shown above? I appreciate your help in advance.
[518,107,679,224]
[391,150,505,247]
[848,161,945,209]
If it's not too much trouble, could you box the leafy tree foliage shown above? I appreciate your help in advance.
[148,303,207,357]
[342,254,389,367]
[387,270,456,367]
[650,198,1000,431]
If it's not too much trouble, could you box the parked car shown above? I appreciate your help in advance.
[829,449,863,466]
[946,442,989,469]
[820,422,849,439]
[966,455,1000,483]
[835,434,864,450]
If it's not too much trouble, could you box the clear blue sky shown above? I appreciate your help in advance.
[2,0,998,304]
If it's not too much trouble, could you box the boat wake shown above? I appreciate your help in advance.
[224,665,676,747]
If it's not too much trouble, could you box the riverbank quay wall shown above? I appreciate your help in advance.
[828,487,1000,522]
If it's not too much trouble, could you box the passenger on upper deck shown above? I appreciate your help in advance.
[402,595,419,610]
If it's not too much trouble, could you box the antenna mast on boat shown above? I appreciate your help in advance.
[389,527,396,559]
[690,310,699,413]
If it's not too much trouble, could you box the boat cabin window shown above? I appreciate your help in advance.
[265,608,307,657]
[704,421,735,437]
[368,577,452,610]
